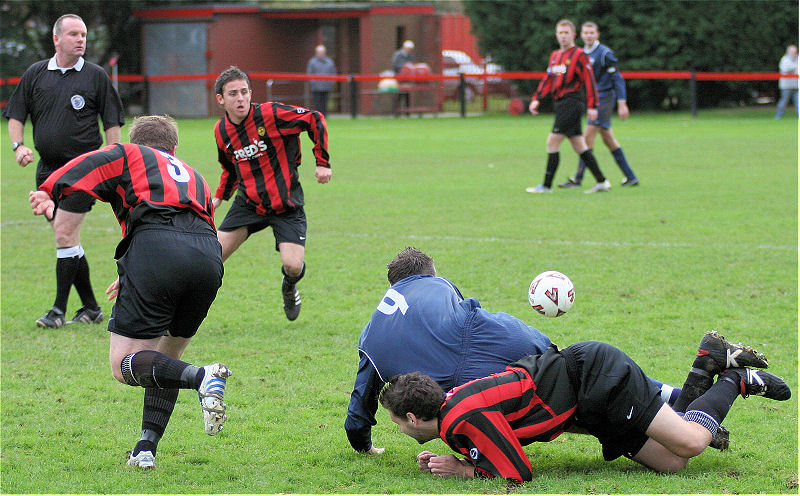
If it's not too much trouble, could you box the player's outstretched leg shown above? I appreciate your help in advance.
[719,368,791,400]
[198,363,233,435]
[672,331,770,413]
[282,263,304,321]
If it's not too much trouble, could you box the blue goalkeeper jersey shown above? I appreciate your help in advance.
[344,274,552,452]
[584,42,627,99]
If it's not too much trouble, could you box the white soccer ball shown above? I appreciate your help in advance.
[528,271,575,317]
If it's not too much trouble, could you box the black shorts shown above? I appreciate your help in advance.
[36,161,95,216]
[561,341,663,461]
[552,96,585,138]
[218,194,306,251]
[108,226,223,340]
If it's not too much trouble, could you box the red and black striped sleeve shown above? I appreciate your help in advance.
[40,144,126,205]
[214,119,240,200]
[532,50,557,101]
[271,102,330,167]
[440,370,536,483]
[575,49,598,108]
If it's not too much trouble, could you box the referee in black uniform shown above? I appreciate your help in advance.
[3,13,124,328]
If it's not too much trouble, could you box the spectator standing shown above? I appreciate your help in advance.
[3,13,125,328]
[776,45,798,119]
[306,44,337,116]
[561,21,639,188]
[391,40,416,114]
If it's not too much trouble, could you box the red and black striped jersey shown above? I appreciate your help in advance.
[438,347,577,483]
[532,46,598,108]
[214,102,330,215]
[39,142,215,240]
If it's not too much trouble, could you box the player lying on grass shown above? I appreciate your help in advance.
[346,248,693,455]
[380,332,787,483]
[29,115,232,470]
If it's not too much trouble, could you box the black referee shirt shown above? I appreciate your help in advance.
[3,57,125,169]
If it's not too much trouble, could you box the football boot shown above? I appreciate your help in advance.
[198,363,232,435]
[36,307,65,328]
[721,368,791,401]
[282,278,302,321]
[697,330,769,375]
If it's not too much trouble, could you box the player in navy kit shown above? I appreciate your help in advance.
[212,66,331,321]
[380,334,787,483]
[29,115,232,469]
[561,21,639,188]
[345,248,686,455]
[526,19,610,194]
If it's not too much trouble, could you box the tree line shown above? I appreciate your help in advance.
[464,0,799,109]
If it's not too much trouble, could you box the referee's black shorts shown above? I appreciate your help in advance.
[108,224,223,340]
[561,341,663,461]
[551,94,585,138]
[218,194,307,251]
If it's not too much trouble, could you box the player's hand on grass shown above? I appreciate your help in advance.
[15,145,34,167]
[29,190,54,219]
[315,165,332,184]
[587,108,598,122]
[529,99,540,115]
[417,451,437,472]
[367,445,385,455]
[106,277,120,301]
[618,101,630,120]
[426,454,474,478]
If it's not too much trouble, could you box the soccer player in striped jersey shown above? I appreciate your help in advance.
[380,335,787,483]
[29,115,232,469]
[212,66,331,321]
[527,19,610,194]
[560,21,638,188]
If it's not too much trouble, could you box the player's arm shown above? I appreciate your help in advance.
[445,411,533,483]
[104,126,121,145]
[578,52,599,121]
[604,50,629,120]
[8,118,34,167]
[274,103,332,183]
[213,134,239,208]
[345,351,385,453]
[530,59,554,115]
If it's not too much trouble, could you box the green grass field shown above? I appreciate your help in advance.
[1,108,797,494]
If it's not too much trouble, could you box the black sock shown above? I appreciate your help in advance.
[135,388,179,456]
[282,263,306,285]
[54,255,80,312]
[575,150,589,182]
[543,152,559,188]
[121,350,204,389]
[683,375,739,436]
[672,366,715,413]
[72,255,99,310]
[672,352,723,413]
[579,150,606,183]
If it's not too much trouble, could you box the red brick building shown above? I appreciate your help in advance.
[135,2,463,116]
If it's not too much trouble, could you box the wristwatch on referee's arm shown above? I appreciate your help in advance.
[11,141,23,151]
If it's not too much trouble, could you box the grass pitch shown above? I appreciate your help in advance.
[1,108,797,494]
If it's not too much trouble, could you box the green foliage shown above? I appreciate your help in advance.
[1,110,797,493]
[464,0,799,108]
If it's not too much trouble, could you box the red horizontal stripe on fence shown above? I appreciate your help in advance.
[1,71,796,86]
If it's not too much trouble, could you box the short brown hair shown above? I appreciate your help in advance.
[581,21,599,31]
[556,19,576,32]
[128,115,179,152]
[386,247,435,285]
[215,66,250,95]
[379,372,445,421]
[53,14,84,36]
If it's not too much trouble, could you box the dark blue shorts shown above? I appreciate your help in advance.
[587,91,616,129]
